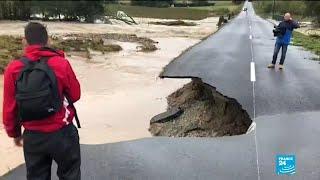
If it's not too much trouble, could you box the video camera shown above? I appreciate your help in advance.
[273,25,283,37]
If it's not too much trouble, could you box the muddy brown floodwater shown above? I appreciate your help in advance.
[73,38,192,144]
[0,17,218,175]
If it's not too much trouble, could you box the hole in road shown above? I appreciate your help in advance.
[149,78,252,137]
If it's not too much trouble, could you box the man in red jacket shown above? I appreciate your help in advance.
[2,22,81,180]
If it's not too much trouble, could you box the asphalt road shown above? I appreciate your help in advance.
[3,2,320,180]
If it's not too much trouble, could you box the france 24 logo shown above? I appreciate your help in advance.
[276,155,296,175]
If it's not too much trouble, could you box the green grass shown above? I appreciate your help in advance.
[189,1,240,12]
[105,1,243,20]
[292,31,320,60]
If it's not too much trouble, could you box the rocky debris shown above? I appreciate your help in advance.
[150,107,183,124]
[149,78,252,137]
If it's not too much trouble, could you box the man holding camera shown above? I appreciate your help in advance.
[268,13,300,70]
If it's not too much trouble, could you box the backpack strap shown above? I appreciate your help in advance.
[17,57,33,82]
[37,57,58,87]
[65,95,81,128]
[20,56,31,65]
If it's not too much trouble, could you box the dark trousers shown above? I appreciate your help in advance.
[23,124,81,180]
[272,43,288,65]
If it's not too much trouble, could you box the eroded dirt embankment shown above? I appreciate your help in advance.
[149,78,252,137]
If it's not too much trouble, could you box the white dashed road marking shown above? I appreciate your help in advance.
[251,62,256,82]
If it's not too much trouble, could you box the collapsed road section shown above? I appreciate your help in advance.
[149,6,254,138]
[149,78,252,137]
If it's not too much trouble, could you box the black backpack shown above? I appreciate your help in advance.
[15,51,81,128]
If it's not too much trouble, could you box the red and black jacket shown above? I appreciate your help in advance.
[2,45,81,138]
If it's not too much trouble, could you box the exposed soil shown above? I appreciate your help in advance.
[149,78,252,137]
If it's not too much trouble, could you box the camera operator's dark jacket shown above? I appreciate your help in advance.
[276,20,300,45]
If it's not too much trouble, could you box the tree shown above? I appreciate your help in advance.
[0,0,31,20]
[76,1,105,23]
[232,0,244,5]
[0,0,104,23]
[304,0,320,25]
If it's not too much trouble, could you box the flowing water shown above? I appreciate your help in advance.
[0,17,218,175]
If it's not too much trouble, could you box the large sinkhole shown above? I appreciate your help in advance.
[149,78,252,137]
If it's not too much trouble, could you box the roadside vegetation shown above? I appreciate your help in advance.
[252,1,320,24]
[105,1,243,20]
[253,1,307,20]
[292,32,320,61]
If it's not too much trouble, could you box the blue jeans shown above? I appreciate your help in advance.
[272,43,288,65]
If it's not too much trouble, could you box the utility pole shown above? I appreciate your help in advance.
[272,0,275,19]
